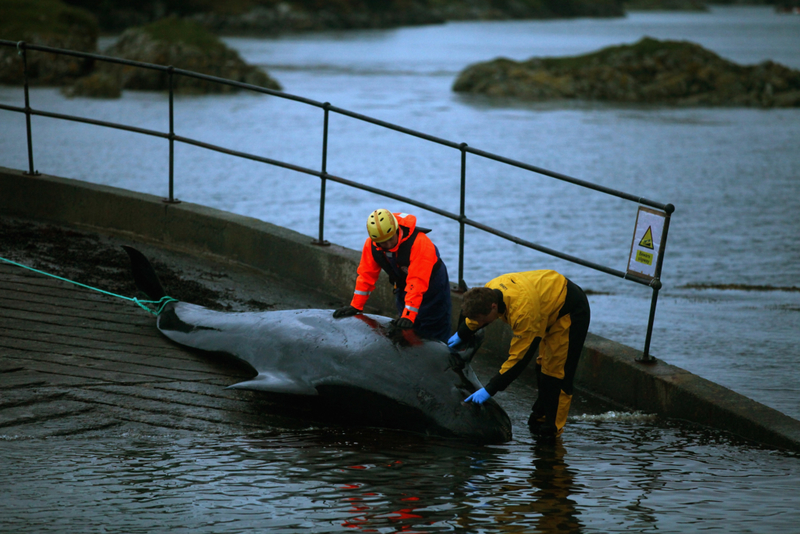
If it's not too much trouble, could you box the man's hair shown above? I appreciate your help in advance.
[461,287,497,318]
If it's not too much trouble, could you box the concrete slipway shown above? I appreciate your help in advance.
[1,166,798,451]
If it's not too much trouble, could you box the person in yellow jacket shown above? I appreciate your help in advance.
[448,270,590,439]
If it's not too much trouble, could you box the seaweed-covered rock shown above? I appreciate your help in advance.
[61,72,121,98]
[97,17,281,94]
[190,0,625,35]
[623,0,707,10]
[453,37,800,107]
[0,0,98,85]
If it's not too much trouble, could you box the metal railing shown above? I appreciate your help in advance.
[0,39,675,360]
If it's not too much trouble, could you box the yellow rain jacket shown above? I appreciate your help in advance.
[466,270,568,390]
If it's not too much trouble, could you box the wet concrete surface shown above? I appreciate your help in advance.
[0,216,339,439]
[0,215,612,441]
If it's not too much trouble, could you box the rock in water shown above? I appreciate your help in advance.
[100,16,281,94]
[0,0,98,86]
[453,37,800,107]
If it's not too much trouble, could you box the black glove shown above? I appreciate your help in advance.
[387,317,416,345]
[332,305,361,318]
[392,317,413,329]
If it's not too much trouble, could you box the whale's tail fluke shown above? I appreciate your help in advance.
[122,246,167,301]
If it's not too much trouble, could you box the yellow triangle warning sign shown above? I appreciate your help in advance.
[639,226,654,249]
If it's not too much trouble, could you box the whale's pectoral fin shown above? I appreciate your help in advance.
[462,329,485,362]
[447,329,486,371]
[227,372,319,395]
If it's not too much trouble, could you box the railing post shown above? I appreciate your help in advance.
[163,66,180,204]
[18,42,39,176]
[638,281,662,364]
[457,142,468,289]
[637,203,674,363]
[313,102,331,246]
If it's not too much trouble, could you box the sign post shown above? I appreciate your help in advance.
[627,206,671,363]
[627,207,667,281]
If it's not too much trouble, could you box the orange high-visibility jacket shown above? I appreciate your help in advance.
[350,213,441,323]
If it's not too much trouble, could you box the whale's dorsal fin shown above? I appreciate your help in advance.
[123,246,167,300]
[227,372,319,395]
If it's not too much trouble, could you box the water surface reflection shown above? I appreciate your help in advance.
[3,412,799,533]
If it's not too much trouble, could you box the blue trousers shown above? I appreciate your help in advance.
[394,262,452,343]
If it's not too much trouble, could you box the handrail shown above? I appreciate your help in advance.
[0,38,674,359]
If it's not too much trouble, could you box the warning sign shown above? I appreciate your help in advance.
[639,227,654,249]
[627,207,667,279]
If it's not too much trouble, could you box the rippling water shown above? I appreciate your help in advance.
[3,398,800,533]
[1,8,799,531]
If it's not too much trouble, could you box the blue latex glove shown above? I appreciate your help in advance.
[464,387,491,404]
[447,332,461,348]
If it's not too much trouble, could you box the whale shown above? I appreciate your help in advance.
[123,246,512,443]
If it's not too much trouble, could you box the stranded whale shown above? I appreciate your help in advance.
[124,246,512,443]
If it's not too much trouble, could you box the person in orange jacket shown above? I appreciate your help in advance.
[333,209,452,343]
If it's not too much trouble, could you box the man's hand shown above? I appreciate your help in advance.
[393,317,413,329]
[464,387,491,404]
[447,332,462,349]
[386,317,416,344]
[332,305,361,318]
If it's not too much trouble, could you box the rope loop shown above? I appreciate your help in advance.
[133,296,179,316]
[1,256,178,316]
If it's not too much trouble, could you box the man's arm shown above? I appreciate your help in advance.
[463,314,539,403]
[485,337,541,395]
[350,239,382,311]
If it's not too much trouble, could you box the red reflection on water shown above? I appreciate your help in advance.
[340,487,425,532]
[379,508,422,520]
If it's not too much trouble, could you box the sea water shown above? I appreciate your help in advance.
[1,8,799,531]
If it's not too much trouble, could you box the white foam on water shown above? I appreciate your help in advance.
[571,411,658,423]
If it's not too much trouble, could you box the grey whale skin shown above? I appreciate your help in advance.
[124,246,512,443]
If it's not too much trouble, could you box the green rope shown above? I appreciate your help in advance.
[1,256,178,316]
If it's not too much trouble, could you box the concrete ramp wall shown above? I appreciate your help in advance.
[2,167,798,452]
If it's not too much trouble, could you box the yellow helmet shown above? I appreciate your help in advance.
[366,209,398,243]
